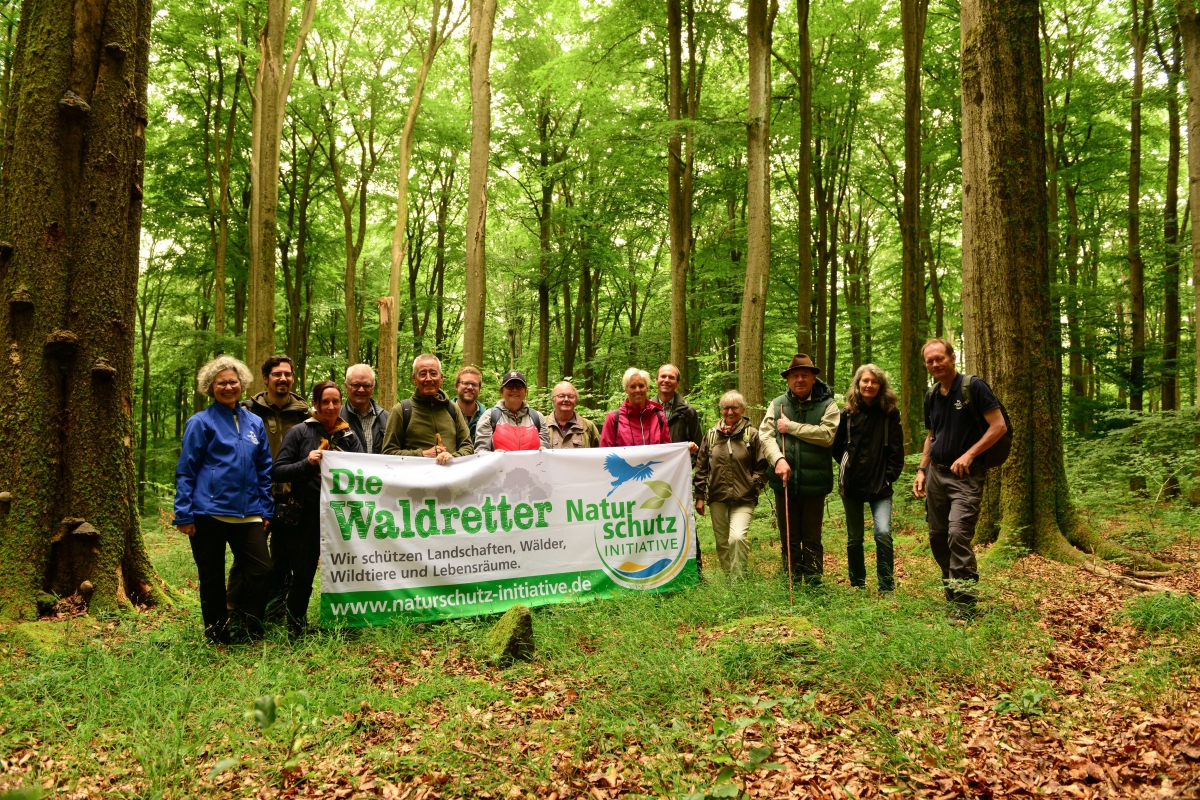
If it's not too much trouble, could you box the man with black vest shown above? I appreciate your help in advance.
[760,354,839,584]
[913,338,1008,621]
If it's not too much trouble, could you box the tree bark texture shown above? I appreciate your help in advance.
[0,0,170,618]
[246,0,315,391]
[960,0,1157,566]
[462,0,498,373]
[738,0,776,421]
[900,0,930,454]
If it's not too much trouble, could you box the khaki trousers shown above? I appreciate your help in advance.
[709,502,753,578]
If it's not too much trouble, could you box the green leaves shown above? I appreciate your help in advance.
[248,695,277,731]
[690,695,788,799]
[640,480,674,509]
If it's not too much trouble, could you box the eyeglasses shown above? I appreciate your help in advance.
[347,382,375,390]
[215,380,241,388]
[415,370,442,379]
[268,371,293,380]
[457,381,480,389]
[553,394,576,401]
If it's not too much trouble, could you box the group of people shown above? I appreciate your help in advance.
[174,336,1006,642]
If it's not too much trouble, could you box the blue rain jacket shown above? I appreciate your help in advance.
[174,402,274,524]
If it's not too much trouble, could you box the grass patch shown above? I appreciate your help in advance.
[1,501,1195,797]
[1124,592,1200,634]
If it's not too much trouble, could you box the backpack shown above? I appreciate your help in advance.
[925,375,1013,470]
[393,398,464,450]
[488,407,544,451]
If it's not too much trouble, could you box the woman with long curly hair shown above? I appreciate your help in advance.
[832,364,904,593]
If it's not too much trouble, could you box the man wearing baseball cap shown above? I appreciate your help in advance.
[474,371,550,452]
[759,354,840,584]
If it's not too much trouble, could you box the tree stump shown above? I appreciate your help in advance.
[484,605,534,666]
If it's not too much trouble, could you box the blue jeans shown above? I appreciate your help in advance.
[842,495,894,591]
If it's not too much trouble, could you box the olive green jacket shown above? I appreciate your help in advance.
[380,389,474,458]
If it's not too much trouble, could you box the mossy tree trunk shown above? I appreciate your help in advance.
[0,0,171,619]
[960,0,1161,568]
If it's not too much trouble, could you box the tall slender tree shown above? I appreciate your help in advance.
[377,0,460,409]
[1181,1,1200,397]
[1127,0,1151,411]
[739,0,777,419]
[462,0,498,372]
[900,0,930,452]
[1154,12,1183,411]
[246,0,316,390]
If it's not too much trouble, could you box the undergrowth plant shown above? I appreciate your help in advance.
[1124,593,1200,634]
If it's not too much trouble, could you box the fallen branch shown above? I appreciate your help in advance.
[1080,560,1171,593]
[1126,570,1174,579]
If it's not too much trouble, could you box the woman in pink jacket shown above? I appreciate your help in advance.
[600,368,672,447]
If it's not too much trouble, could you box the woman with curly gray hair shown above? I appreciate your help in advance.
[174,356,275,644]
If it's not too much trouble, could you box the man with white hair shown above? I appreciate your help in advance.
[340,363,390,454]
[380,354,473,464]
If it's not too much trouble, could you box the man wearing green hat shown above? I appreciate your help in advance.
[759,354,840,584]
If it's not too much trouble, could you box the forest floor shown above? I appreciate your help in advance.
[1,491,1198,799]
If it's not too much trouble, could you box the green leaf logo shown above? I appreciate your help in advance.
[644,480,673,499]
[640,496,666,510]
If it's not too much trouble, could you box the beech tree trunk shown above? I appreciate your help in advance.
[739,0,777,421]
[1156,18,1183,411]
[667,0,687,382]
[1128,0,1150,411]
[900,0,930,454]
[246,0,316,390]
[462,0,498,372]
[1182,2,1200,398]
[0,0,173,619]
[960,0,1159,567]
[796,0,813,355]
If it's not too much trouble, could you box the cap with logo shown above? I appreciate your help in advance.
[501,371,527,387]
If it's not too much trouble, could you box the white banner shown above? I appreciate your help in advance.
[318,443,697,624]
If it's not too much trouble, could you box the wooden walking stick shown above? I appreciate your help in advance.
[784,480,794,608]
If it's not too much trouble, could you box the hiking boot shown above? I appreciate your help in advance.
[949,604,976,624]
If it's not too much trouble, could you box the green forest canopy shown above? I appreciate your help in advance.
[3,0,1189,455]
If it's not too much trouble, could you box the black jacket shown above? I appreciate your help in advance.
[273,418,363,508]
[831,403,904,501]
[339,399,390,454]
[659,393,702,463]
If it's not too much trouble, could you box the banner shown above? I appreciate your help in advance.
[319,443,698,625]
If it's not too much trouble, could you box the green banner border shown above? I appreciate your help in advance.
[320,562,699,626]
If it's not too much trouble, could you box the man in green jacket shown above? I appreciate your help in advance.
[759,354,839,584]
[381,354,474,462]
[230,354,309,620]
